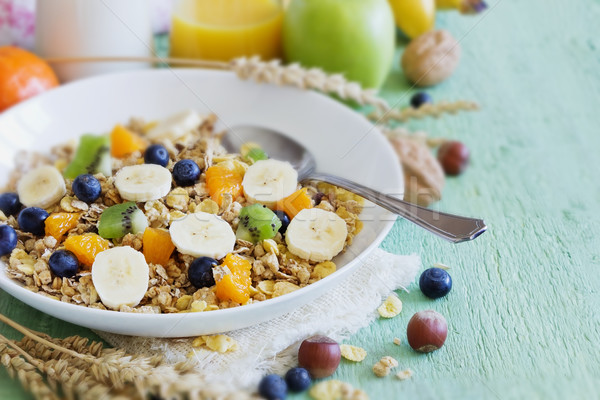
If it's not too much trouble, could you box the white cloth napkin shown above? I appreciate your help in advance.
[95,248,420,389]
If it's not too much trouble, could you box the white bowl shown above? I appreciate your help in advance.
[0,69,403,337]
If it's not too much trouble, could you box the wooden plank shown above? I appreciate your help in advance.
[1,0,600,398]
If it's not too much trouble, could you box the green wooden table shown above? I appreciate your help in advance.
[2,0,599,398]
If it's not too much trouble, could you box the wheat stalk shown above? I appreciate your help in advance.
[45,55,479,122]
[0,312,258,399]
[369,100,480,123]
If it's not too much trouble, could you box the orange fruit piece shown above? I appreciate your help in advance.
[44,212,81,241]
[110,124,147,158]
[215,254,252,304]
[276,188,312,218]
[0,46,59,112]
[142,227,175,266]
[205,164,244,206]
[64,233,111,268]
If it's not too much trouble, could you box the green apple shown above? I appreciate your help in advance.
[283,0,396,89]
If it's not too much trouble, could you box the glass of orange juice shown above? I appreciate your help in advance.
[170,0,284,62]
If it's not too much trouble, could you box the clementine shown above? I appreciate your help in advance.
[0,46,59,112]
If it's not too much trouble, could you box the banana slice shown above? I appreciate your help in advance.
[17,165,66,208]
[285,208,348,262]
[91,247,149,310]
[169,211,235,259]
[146,110,203,141]
[114,164,172,202]
[242,159,298,206]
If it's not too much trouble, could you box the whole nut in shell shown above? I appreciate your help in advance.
[401,30,461,87]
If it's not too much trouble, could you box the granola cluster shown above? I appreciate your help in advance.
[0,114,364,313]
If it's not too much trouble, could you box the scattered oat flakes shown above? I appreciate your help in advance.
[395,369,413,381]
[433,262,451,270]
[340,344,367,362]
[393,337,402,346]
[166,187,189,210]
[175,295,193,311]
[192,334,238,353]
[311,261,337,280]
[377,294,402,318]
[190,300,207,312]
[272,281,300,297]
[372,356,398,377]
[309,380,369,400]
[257,280,275,296]
[262,238,279,255]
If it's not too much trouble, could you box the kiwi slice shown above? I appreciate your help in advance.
[64,134,111,179]
[98,202,148,239]
[236,204,282,244]
[246,148,268,163]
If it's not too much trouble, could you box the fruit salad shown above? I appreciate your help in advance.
[0,111,364,313]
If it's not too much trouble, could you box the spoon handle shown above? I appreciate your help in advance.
[305,173,487,243]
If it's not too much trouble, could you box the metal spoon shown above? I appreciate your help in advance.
[223,126,487,243]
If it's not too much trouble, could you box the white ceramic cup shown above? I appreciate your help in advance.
[34,0,153,82]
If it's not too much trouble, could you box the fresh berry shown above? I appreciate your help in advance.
[0,225,18,256]
[258,374,287,400]
[188,257,217,288]
[18,207,49,236]
[437,141,470,176]
[72,174,102,203]
[419,267,452,299]
[410,92,433,108]
[285,367,311,393]
[273,210,290,235]
[144,144,170,167]
[48,249,79,278]
[172,159,201,186]
[0,192,21,216]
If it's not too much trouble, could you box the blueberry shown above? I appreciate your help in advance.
[419,267,452,299]
[144,144,170,167]
[410,92,433,109]
[172,159,201,186]
[188,257,217,288]
[273,210,290,235]
[72,174,102,203]
[48,250,79,278]
[0,193,21,216]
[284,367,311,393]
[0,225,18,256]
[258,374,287,400]
[17,207,49,236]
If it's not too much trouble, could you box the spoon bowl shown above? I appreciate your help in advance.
[225,125,487,243]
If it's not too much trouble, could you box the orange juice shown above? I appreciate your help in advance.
[170,0,283,61]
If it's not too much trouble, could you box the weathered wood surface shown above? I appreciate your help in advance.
[1,0,599,398]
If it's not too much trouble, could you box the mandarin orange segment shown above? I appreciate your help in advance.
[64,233,111,267]
[0,46,59,112]
[142,227,175,266]
[110,124,147,158]
[205,164,244,206]
[44,212,81,241]
[276,188,312,218]
[215,253,252,304]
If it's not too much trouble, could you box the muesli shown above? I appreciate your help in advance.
[0,111,363,314]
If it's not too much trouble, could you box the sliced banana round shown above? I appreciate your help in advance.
[169,211,235,259]
[285,208,348,263]
[146,110,203,141]
[242,159,298,206]
[17,165,66,208]
[91,247,149,310]
[114,164,172,202]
